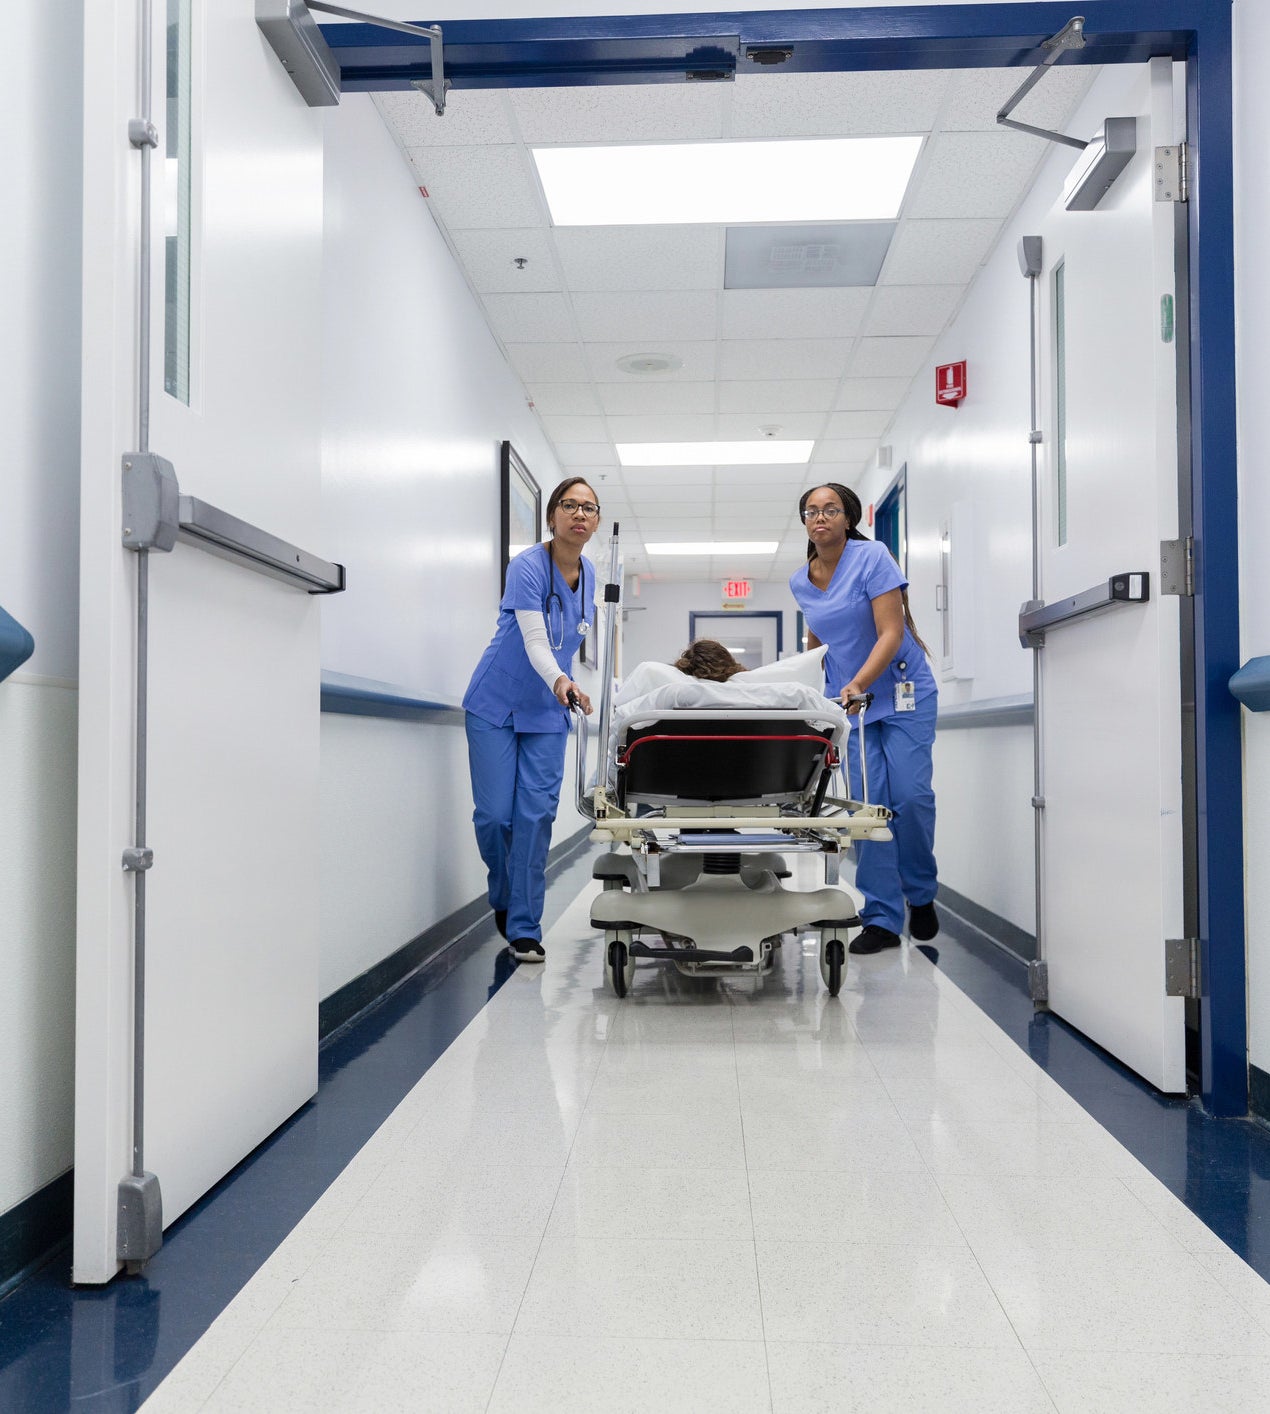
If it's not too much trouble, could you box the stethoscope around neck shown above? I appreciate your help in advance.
[543,540,590,651]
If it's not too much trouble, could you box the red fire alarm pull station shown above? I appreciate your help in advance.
[936,360,966,408]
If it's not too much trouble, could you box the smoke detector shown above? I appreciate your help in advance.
[616,352,682,375]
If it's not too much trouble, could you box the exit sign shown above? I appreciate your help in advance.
[723,579,752,602]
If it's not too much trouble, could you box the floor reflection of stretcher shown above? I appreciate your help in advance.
[573,696,893,997]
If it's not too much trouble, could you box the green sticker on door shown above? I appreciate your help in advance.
[1161,293,1175,343]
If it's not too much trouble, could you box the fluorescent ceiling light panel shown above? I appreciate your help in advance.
[533,137,924,226]
[618,440,814,467]
[645,542,778,555]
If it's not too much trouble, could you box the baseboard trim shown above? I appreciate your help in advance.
[936,882,1037,963]
[0,1169,73,1300]
[318,825,594,1042]
[1251,1064,1270,1124]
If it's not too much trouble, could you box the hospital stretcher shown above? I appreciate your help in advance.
[573,699,892,998]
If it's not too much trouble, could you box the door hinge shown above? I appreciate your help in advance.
[1160,536,1194,597]
[1154,143,1188,203]
[1165,936,1201,999]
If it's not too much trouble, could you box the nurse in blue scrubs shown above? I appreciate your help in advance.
[790,482,940,954]
[463,477,599,962]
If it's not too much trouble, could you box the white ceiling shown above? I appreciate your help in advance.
[374,62,1096,583]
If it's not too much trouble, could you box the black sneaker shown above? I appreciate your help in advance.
[508,938,545,963]
[908,901,940,941]
[849,925,902,955]
[494,909,508,940]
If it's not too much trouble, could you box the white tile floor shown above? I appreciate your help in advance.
[142,880,1270,1413]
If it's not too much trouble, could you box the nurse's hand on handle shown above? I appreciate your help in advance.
[842,685,873,716]
[555,675,593,714]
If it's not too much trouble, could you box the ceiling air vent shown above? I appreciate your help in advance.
[724,222,896,290]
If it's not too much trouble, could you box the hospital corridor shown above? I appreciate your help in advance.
[5,1,1270,1411]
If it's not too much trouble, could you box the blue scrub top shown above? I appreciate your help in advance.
[463,541,595,734]
[789,538,936,721]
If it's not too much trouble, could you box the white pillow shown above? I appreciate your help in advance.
[744,645,828,689]
[615,660,685,705]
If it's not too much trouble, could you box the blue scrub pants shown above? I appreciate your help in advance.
[843,692,938,936]
[466,714,567,944]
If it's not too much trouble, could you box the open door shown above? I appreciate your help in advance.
[74,0,330,1281]
[1030,58,1189,1092]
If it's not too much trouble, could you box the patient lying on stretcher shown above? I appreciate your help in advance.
[610,639,846,758]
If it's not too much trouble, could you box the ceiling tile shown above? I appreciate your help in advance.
[813,440,876,464]
[720,288,869,341]
[586,341,717,383]
[849,335,936,378]
[716,380,838,413]
[607,413,719,443]
[511,82,727,145]
[880,220,1000,285]
[483,292,577,343]
[527,383,601,415]
[554,227,722,292]
[940,64,1098,134]
[729,70,950,137]
[572,290,719,343]
[835,377,912,411]
[542,414,609,443]
[450,229,561,293]
[598,382,717,416]
[714,413,827,441]
[905,130,1046,219]
[718,339,853,381]
[620,467,715,489]
[374,89,515,148]
[407,146,543,229]
[863,284,963,337]
[556,442,618,467]
[824,410,893,439]
[506,342,589,383]
[716,464,811,486]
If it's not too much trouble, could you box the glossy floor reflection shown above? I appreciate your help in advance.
[139,867,1270,1413]
[5,851,1270,1413]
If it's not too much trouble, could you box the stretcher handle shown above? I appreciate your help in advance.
[844,692,873,805]
[568,691,595,819]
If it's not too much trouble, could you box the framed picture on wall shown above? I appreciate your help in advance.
[500,440,541,593]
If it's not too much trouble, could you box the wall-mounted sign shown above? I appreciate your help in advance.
[723,578,752,604]
[936,360,967,408]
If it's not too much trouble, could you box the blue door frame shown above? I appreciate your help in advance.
[322,3,1245,1116]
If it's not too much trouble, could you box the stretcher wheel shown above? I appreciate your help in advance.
[604,931,635,998]
[820,938,846,997]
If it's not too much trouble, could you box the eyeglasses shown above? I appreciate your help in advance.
[801,505,844,523]
[558,499,600,518]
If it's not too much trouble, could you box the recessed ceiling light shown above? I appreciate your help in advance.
[615,352,682,375]
[533,136,923,226]
[617,440,814,467]
[645,542,778,555]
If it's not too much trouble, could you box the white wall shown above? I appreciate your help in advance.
[317,94,596,998]
[1234,0,1270,1076]
[0,2,81,1223]
[621,578,802,676]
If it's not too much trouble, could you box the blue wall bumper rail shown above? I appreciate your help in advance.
[320,671,463,721]
[0,605,35,685]
[1229,656,1270,713]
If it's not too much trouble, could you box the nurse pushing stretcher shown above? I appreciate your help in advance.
[790,482,940,955]
[463,478,600,963]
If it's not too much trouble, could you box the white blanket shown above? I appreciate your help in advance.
[610,664,847,759]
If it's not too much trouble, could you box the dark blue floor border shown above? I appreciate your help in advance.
[923,914,1270,1283]
[0,844,598,1414]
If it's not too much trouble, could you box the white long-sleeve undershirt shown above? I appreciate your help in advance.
[516,610,567,693]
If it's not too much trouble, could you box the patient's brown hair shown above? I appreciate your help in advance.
[674,640,747,682]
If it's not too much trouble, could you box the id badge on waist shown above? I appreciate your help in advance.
[894,680,916,713]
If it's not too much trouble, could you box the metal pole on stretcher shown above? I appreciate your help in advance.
[573,521,621,816]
